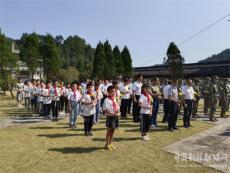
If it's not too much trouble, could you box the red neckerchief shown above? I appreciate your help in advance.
[72,89,77,98]
[142,91,150,103]
[108,96,118,113]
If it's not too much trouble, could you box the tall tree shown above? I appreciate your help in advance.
[40,34,61,80]
[0,34,18,97]
[104,40,115,79]
[164,42,185,79]
[19,33,40,76]
[91,42,105,80]
[121,46,133,78]
[113,45,124,76]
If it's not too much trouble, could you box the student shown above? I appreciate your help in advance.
[50,81,61,121]
[68,81,82,128]
[43,81,52,119]
[132,74,143,122]
[120,79,131,119]
[139,84,152,141]
[30,79,38,114]
[103,85,120,151]
[16,78,24,108]
[37,81,45,116]
[94,82,103,124]
[64,83,71,117]
[59,81,66,113]
[182,79,195,128]
[162,80,172,123]
[168,79,180,132]
[101,80,111,108]
[24,80,31,110]
[81,83,96,136]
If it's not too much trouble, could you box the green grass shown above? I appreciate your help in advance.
[0,94,222,173]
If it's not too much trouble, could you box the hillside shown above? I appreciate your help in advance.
[199,49,230,62]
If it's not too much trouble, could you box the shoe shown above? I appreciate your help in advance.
[150,124,157,128]
[84,132,89,136]
[145,134,151,140]
[104,144,113,151]
[89,132,93,136]
[183,125,189,128]
[110,144,116,150]
[173,127,180,130]
[142,135,149,141]
[168,128,174,132]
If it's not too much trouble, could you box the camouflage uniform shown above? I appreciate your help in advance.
[209,76,219,121]
[202,77,211,115]
[192,78,201,118]
[219,78,230,118]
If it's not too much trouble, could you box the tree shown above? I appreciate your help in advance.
[57,66,80,82]
[121,46,133,78]
[40,34,61,80]
[164,42,185,79]
[113,45,124,77]
[104,40,115,78]
[19,33,40,77]
[0,34,18,98]
[91,42,105,80]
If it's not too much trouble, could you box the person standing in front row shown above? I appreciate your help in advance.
[68,81,82,128]
[50,81,61,121]
[81,83,96,136]
[120,79,131,119]
[132,74,143,122]
[94,82,103,124]
[168,79,180,132]
[162,80,171,123]
[182,79,195,128]
[139,84,152,141]
[103,85,120,151]
[43,81,52,119]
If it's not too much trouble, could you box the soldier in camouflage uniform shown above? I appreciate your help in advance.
[202,77,211,115]
[219,78,230,118]
[209,76,219,122]
[192,78,201,118]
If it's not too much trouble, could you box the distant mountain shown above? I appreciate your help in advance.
[199,49,230,62]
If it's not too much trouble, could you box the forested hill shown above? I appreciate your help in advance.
[199,49,230,62]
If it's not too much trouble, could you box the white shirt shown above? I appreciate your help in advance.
[81,94,96,116]
[168,86,178,102]
[50,87,61,101]
[68,90,82,102]
[24,85,31,98]
[139,94,151,114]
[163,84,170,99]
[120,84,131,99]
[182,85,194,100]
[29,85,38,99]
[103,98,119,114]
[94,90,103,101]
[133,81,142,96]
[43,88,52,104]
[101,84,111,95]
[37,87,44,102]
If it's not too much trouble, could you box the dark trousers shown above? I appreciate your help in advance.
[132,95,141,122]
[51,100,60,119]
[140,114,150,134]
[84,115,94,133]
[64,96,69,114]
[184,99,193,126]
[127,98,132,114]
[162,99,169,122]
[120,99,129,118]
[150,98,159,125]
[59,96,65,112]
[168,101,179,129]
[44,104,51,118]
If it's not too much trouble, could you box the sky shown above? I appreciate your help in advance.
[0,0,230,67]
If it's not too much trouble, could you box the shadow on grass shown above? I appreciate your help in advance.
[48,147,104,154]
[38,133,85,138]
[30,126,69,130]
[125,127,167,133]
[68,127,107,132]
[92,137,140,142]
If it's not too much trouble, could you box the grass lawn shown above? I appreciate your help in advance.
[0,94,220,173]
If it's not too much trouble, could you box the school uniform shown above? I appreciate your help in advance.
[150,85,160,126]
[68,90,81,126]
[64,88,71,115]
[43,88,52,118]
[103,98,119,129]
[16,82,24,102]
[59,86,66,112]
[182,85,195,127]
[81,94,96,134]
[132,81,142,122]
[101,83,111,107]
[168,85,179,131]
[37,86,44,116]
[162,84,170,122]
[139,94,151,134]
[50,87,61,120]
[24,85,31,109]
[30,85,38,111]
[120,84,131,118]
[94,89,103,123]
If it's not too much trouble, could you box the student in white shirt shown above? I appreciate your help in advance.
[182,79,195,128]
[138,84,152,141]
[120,79,131,119]
[50,80,61,121]
[94,82,103,124]
[30,79,38,114]
[24,80,31,110]
[162,80,172,123]
[64,83,71,117]
[81,82,96,136]
[68,81,82,128]
[132,74,143,122]
[43,81,52,119]
[16,78,24,107]
[59,81,66,113]
[37,81,45,116]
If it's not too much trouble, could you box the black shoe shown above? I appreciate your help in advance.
[89,132,93,136]
[173,127,180,130]
[168,128,174,132]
